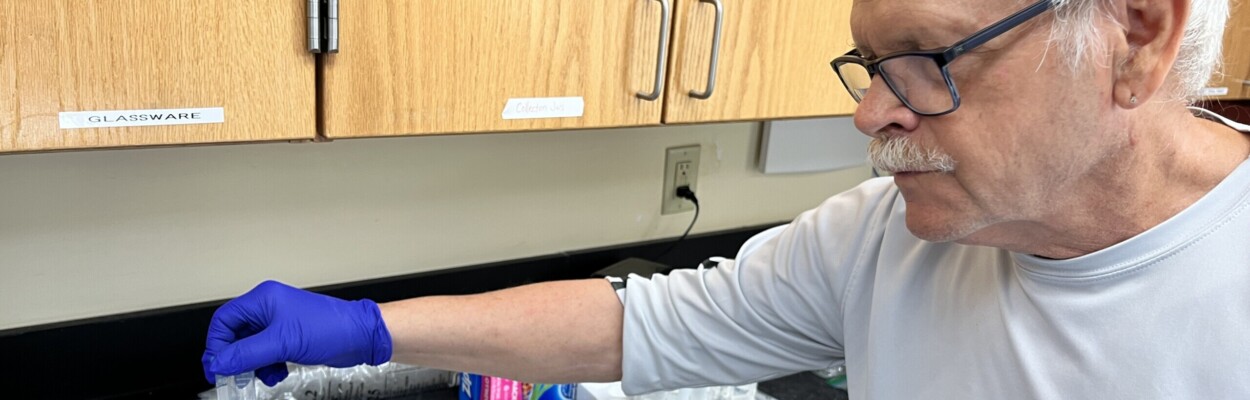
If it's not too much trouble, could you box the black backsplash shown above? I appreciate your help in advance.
[0,224,776,399]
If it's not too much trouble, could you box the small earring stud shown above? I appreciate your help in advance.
[1130,95,1138,104]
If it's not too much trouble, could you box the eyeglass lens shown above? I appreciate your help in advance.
[837,56,955,114]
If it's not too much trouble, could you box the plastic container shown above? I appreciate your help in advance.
[811,363,847,390]
[215,371,260,400]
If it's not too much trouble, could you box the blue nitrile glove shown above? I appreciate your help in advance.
[201,280,393,386]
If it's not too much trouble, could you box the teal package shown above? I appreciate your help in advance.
[527,383,576,400]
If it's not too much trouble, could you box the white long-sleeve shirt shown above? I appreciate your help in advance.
[619,112,1250,398]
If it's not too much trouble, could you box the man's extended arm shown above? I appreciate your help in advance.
[382,279,624,383]
[201,279,623,386]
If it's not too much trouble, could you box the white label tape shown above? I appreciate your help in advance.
[59,107,225,129]
[501,97,584,120]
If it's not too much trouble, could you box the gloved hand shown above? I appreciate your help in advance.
[201,280,393,386]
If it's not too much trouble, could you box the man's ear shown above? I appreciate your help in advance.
[1111,0,1188,108]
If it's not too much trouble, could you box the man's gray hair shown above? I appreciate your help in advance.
[1046,0,1230,101]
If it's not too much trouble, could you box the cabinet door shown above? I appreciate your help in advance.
[662,0,857,124]
[1204,2,1249,100]
[0,1,315,153]
[323,0,667,138]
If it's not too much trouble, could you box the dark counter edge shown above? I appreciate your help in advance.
[0,223,780,400]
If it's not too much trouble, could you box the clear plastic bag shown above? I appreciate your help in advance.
[576,381,757,400]
[202,363,456,400]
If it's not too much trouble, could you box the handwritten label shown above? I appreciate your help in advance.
[1199,87,1229,97]
[501,97,584,120]
[59,107,225,129]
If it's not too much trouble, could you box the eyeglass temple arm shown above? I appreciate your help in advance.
[943,0,1055,60]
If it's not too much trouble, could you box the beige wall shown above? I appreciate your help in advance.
[0,122,870,330]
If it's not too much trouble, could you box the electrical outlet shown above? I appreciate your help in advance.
[662,145,700,215]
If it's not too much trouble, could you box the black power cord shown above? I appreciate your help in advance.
[653,185,700,262]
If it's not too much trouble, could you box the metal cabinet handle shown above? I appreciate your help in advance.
[637,0,672,101]
[307,0,322,53]
[688,0,723,100]
[326,0,339,53]
[307,0,338,53]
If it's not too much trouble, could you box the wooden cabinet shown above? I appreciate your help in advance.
[0,1,316,153]
[1205,2,1250,100]
[3,0,859,151]
[323,0,858,138]
[322,0,668,138]
[662,0,858,124]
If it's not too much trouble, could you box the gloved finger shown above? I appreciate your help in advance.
[202,351,218,384]
[205,300,264,354]
[256,362,290,387]
[209,327,288,378]
[204,301,260,383]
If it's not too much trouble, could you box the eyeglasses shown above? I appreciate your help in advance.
[831,0,1055,116]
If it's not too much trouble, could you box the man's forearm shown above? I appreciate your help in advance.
[379,279,624,383]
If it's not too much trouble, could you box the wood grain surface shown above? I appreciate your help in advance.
[662,0,858,124]
[1208,2,1250,100]
[0,0,315,153]
[322,0,667,138]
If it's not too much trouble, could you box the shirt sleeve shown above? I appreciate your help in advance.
[618,178,899,395]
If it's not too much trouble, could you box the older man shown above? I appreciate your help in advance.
[203,0,1250,397]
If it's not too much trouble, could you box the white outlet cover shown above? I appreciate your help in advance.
[759,117,870,174]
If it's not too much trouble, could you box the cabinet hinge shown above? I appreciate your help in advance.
[308,0,339,54]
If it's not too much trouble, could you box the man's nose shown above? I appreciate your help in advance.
[852,75,921,138]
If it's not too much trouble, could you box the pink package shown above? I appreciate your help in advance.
[489,376,523,400]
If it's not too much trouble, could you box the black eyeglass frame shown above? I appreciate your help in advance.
[831,0,1056,116]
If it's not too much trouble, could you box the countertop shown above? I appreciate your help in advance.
[386,373,849,400]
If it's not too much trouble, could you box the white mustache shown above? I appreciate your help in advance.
[868,136,956,174]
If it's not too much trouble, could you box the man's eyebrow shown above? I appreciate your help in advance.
[855,38,926,59]
[856,26,956,59]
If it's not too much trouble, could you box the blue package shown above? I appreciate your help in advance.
[459,372,485,400]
